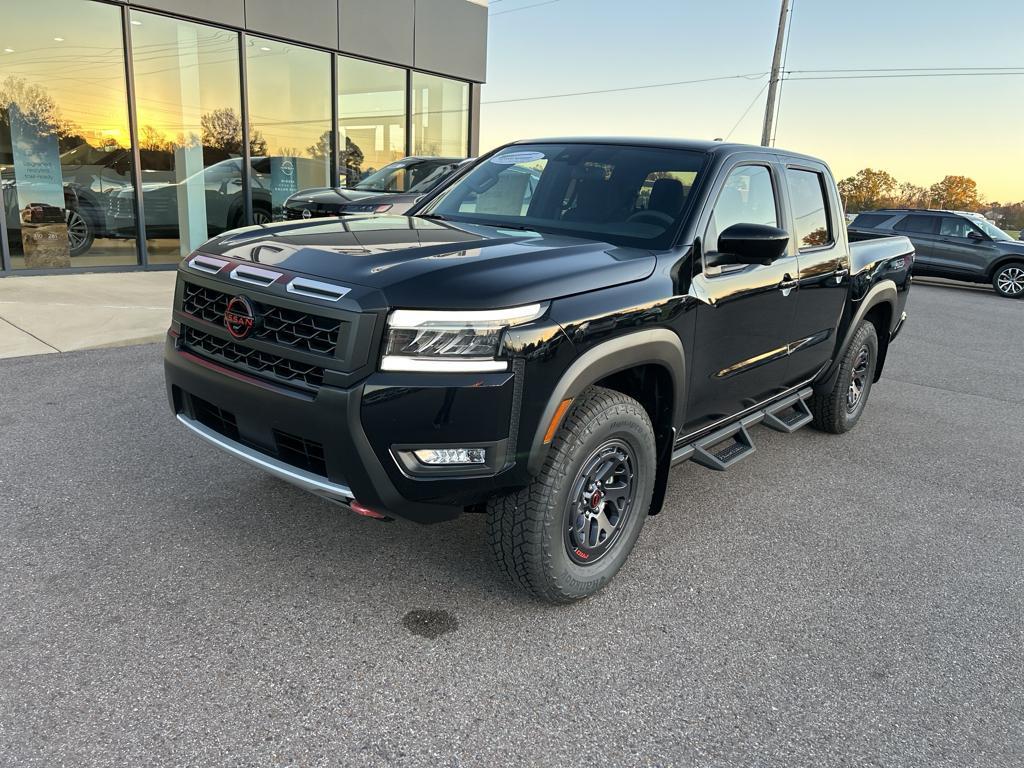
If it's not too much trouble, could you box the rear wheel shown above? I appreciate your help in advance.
[992,262,1024,299]
[66,209,94,257]
[810,320,878,434]
[486,386,656,603]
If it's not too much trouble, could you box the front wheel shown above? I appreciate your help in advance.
[992,262,1024,299]
[487,386,656,603]
[810,320,879,434]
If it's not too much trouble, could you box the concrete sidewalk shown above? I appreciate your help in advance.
[0,271,176,360]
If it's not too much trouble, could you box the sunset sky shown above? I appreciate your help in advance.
[480,0,1024,202]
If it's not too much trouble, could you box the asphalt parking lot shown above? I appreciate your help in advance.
[1,281,1021,767]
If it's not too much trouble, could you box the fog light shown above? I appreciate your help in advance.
[414,448,486,465]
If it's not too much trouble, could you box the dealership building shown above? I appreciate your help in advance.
[0,0,487,275]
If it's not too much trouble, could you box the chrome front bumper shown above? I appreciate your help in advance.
[176,413,356,505]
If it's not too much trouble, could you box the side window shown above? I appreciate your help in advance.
[939,217,976,239]
[705,165,778,260]
[851,213,891,229]
[786,168,832,248]
[893,215,939,235]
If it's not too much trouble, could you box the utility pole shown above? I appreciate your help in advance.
[761,0,791,146]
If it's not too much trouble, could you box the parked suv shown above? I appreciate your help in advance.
[849,208,1024,298]
[165,138,912,602]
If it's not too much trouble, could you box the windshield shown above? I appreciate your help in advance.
[967,215,1014,242]
[419,143,705,249]
[353,159,459,193]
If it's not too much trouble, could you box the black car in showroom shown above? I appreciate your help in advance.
[282,156,466,220]
[848,208,1024,298]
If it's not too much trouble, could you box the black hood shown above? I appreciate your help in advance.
[198,215,656,309]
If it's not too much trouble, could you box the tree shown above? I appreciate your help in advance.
[199,108,267,156]
[0,75,81,148]
[138,124,173,152]
[306,130,332,160]
[340,136,365,185]
[929,175,981,211]
[893,181,930,210]
[837,168,898,212]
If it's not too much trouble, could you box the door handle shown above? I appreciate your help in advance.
[779,275,798,297]
[834,268,849,284]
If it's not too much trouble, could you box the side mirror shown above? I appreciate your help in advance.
[712,223,790,267]
[967,229,985,242]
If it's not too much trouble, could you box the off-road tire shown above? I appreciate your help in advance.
[992,262,1024,299]
[486,386,656,603]
[810,320,878,434]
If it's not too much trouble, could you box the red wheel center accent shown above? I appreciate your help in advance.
[590,490,603,509]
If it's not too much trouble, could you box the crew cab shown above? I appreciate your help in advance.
[849,208,1024,298]
[164,138,913,602]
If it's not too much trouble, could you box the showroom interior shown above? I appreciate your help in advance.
[0,0,486,275]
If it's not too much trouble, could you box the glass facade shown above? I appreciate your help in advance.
[337,56,407,186]
[412,73,470,158]
[247,37,332,220]
[0,0,473,275]
[1,0,137,270]
[130,11,243,263]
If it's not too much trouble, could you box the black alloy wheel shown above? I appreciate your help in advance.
[565,439,637,565]
[846,345,871,413]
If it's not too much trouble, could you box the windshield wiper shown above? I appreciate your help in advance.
[418,213,450,221]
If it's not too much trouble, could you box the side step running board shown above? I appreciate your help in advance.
[671,387,814,472]
[763,391,814,433]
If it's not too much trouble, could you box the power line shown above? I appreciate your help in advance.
[725,81,770,141]
[491,0,566,16]
[785,71,1024,80]
[482,72,767,105]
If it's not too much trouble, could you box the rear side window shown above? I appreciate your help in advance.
[851,213,891,229]
[939,217,978,238]
[785,168,832,248]
[893,215,939,235]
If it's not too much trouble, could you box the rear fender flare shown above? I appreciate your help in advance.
[817,279,896,392]
[527,329,686,475]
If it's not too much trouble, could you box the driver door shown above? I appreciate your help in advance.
[685,162,801,432]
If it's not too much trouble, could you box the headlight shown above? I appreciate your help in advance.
[380,304,544,372]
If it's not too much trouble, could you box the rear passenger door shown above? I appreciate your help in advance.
[783,165,850,382]
[892,214,941,269]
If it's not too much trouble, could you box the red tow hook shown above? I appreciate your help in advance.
[349,501,392,521]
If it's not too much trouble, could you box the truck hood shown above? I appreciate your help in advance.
[199,215,656,309]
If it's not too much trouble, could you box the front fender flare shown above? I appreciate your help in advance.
[526,328,686,475]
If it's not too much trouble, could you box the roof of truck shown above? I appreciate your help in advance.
[506,136,825,163]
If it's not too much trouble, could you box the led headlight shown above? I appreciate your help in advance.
[380,304,544,372]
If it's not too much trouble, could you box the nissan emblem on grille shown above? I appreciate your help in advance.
[301,208,312,219]
[224,296,256,340]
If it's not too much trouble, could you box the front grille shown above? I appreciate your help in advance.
[188,394,329,477]
[182,282,342,357]
[273,429,327,475]
[182,326,325,389]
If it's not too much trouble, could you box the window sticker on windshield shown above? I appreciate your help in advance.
[490,151,545,165]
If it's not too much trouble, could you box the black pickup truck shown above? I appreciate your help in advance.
[164,138,913,602]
